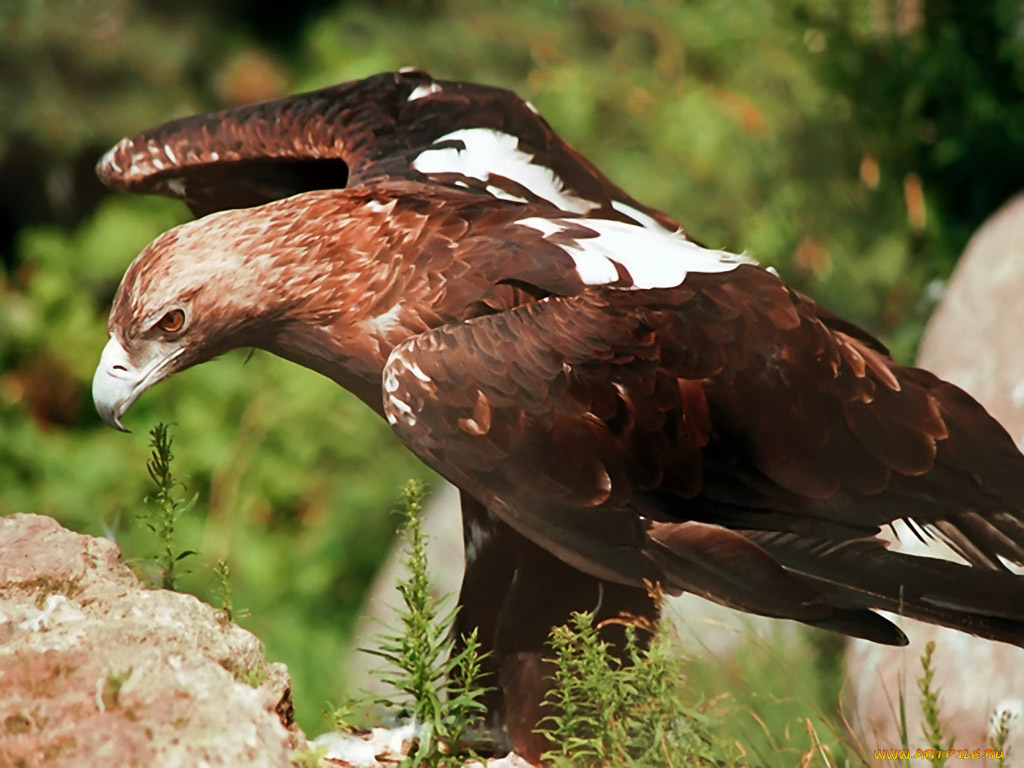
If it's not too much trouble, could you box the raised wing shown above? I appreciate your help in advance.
[96,69,680,231]
[383,265,1024,645]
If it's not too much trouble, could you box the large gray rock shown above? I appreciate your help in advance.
[0,514,305,768]
[847,194,1024,758]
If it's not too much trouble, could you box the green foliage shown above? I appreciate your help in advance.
[917,641,953,766]
[364,481,489,766]
[676,623,862,767]
[235,663,269,689]
[322,698,361,734]
[143,423,199,590]
[289,744,328,768]
[540,612,735,768]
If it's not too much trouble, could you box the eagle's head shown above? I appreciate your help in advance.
[92,212,279,431]
[91,184,489,432]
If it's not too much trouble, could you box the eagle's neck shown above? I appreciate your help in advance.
[246,266,428,415]
[208,203,434,413]
[179,189,539,413]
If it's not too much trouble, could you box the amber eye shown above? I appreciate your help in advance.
[156,309,186,334]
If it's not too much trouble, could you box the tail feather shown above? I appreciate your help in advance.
[749,530,1024,646]
[646,520,908,645]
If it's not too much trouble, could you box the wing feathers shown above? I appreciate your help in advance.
[384,268,1024,646]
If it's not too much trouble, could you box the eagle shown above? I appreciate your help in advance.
[92,70,1024,761]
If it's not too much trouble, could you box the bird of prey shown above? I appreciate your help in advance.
[92,70,1024,761]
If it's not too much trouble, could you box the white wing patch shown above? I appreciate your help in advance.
[407,81,441,101]
[610,200,677,235]
[518,217,757,289]
[412,128,600,214]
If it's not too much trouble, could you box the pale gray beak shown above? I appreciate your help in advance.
[92,336,137,432]
[93,332,187,432]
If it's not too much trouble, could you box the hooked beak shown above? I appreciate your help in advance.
[92,335,180,432]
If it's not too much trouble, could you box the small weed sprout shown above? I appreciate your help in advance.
[918,641,953,767]
[289,744,328,768]
[214,558,238,621]
[364,480,490,766]
[539,611,731,768]
[235,663,268,689]
[143,423,198,590]
[990,705,1017,768]
[99,667,133,711]
[323,698,361,734]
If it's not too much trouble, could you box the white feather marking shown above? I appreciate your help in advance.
[525,100,540,115]
[407,82,441,101]
[996,555,1024,576]
[610,200,675,234]
[387,395,416,427]
[485,185,529,204]
[365,199,397,214]
[464,518,493,562]
[129,151,148,174]
[209,150,220,162]
[517,217,756,289]
[383,368,399,394]
[167,178,186,196]
[364,302,403,337]
[411,128,600,213]
[101,140,126,174]
[163,144,178,165]
[406,361,431,383]
[519,217,563,238]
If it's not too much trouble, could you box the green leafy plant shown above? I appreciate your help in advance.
[917,641,953,767]
[214,558,248,622]
[142,423,199,590]
[364,480,490,766]
[539,611,735,768]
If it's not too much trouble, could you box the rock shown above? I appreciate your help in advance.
[0,514,305,768]
[847,194,1024,759]
[917,193,1024,453]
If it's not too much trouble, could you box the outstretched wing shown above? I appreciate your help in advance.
[383,265,1024,645]
[96,69,679,231]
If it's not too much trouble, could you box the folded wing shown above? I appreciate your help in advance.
[383,265,1024,646]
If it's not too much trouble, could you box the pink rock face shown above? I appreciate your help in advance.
[848,194,1024,760]
[0,514,305,768]
[918,195,1024,451]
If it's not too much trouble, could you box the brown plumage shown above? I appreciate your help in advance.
[93,72,1024,761]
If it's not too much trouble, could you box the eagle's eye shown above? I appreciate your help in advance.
[157,309,186,334]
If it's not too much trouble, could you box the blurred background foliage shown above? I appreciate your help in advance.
[2,0,1022,742]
